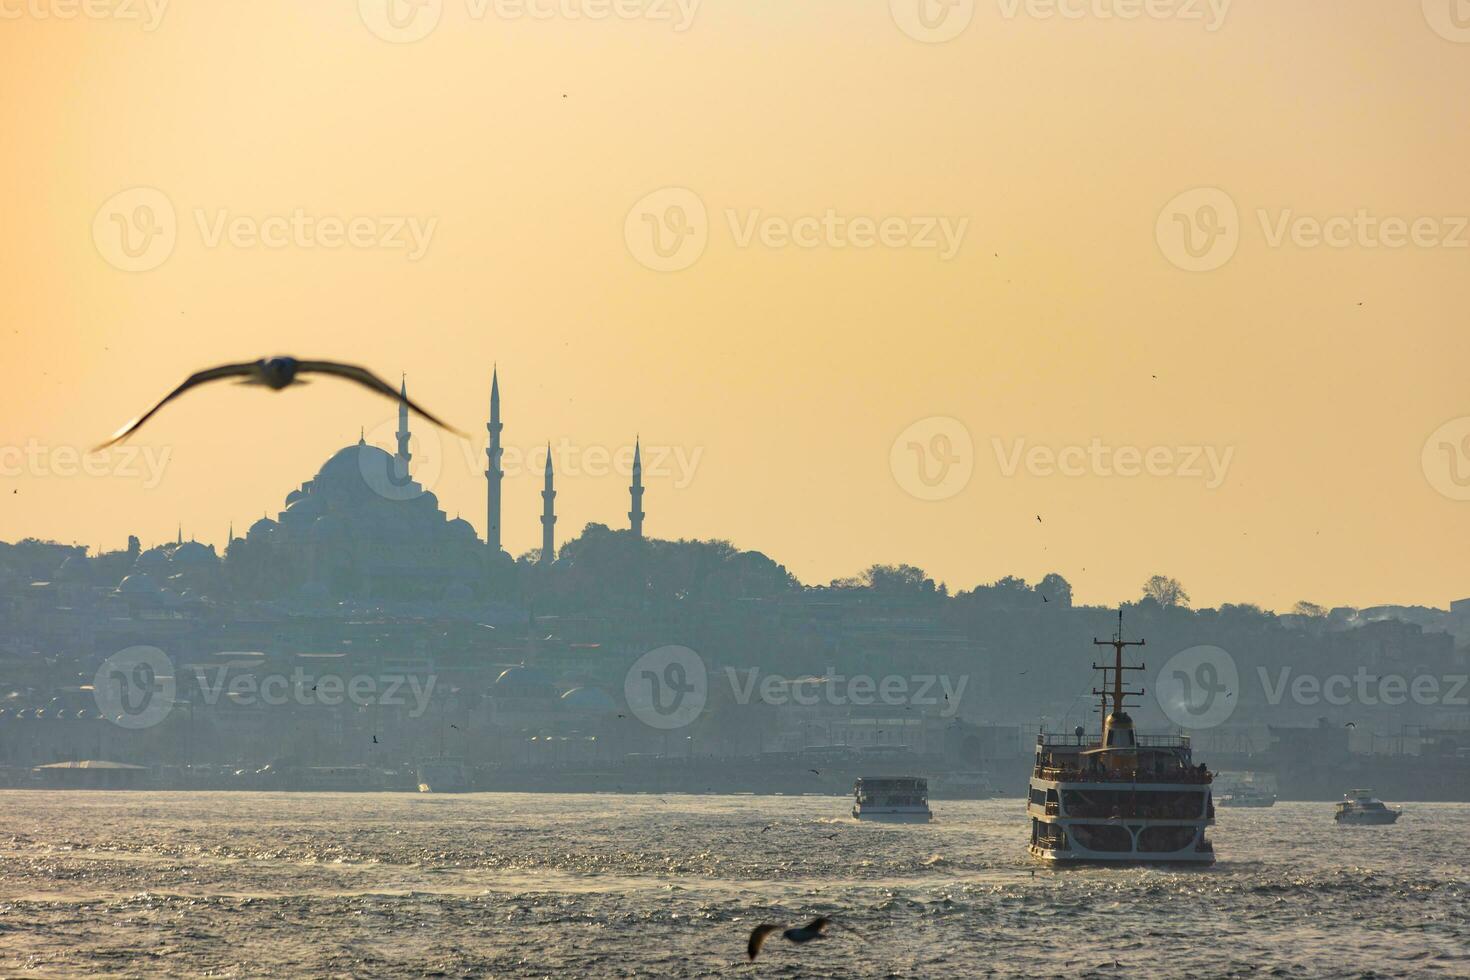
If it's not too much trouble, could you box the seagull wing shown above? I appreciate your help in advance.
[296,360,466,436]
[747,924,782,961]
[93,361,258,450]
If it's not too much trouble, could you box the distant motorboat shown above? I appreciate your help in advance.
[417,758,469,793]
[1334,789,1401,825]
[1218,785,1276,808]
[852,776,933,822]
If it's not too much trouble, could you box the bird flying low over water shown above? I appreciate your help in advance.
[92,356,465,450]
[747,917,857,960]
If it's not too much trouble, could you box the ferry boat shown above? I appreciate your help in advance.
[852,776,933,822]
[1027,611,1215,865]
[1334,789,1401,825]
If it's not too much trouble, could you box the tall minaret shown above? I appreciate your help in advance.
[485,368,503,552]
[629,437,645,540]
[540,444,556,563]
[394,374,411,476]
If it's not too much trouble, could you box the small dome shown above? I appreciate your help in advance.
[171,541,216,565]
[285,488,306,505]
[249,517,278,537]
[135,546,170,569]
[116,572,160,595]
[282,492,327,523]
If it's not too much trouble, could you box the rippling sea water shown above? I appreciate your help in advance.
[1,791,1466,977]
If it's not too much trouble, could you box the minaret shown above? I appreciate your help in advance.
[394,374,411,476]
[485,368,503,552]
[540,444,556,563]
[629,437,644,540]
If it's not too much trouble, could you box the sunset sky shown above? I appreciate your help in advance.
[1,1,1467,611]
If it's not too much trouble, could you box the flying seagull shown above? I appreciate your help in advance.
[747,918,827,960]
[747,917,856,961]
[93,356,465,450]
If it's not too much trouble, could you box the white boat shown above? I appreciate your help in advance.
[852,776,933,822]
[416,758,469,793]
[1028,611,1216,865]
[1218,784,1276,808]
[1334,789,1401,825]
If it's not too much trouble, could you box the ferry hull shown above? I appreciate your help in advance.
[852,806,933,823]
[1028,842,1215,865]
[1028,777,1217,867]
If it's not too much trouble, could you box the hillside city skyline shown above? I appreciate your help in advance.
[6,368,1462,617]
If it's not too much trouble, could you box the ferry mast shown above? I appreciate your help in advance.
[1092,609,1146,720]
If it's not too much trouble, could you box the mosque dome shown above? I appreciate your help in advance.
[281,492,327,523]
[172,541,216,566]
[312,443,411,502]
[249,516,278,537]
[448,516,475,537]
[134,546,170,569]
[116,572,160,595]
[285,488,306,506]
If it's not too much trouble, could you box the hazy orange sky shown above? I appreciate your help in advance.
[1,1,1468,611]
